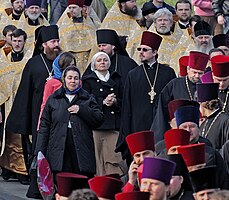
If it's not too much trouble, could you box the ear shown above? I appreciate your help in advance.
[112,45,115,50]
[42,42,47,48]
[179,176,184,184]
[193,193,198,200]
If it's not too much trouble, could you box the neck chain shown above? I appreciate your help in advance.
[222,91,229,112]
[40,54,53,81]
[185,76,193,100]
[201,111,222,138]
[114,53,118,72]
[143,62,159,103]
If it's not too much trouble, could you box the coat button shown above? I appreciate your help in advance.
[111,111,114,114]
[97,79,100,82]
[110,88,114,91]
[100,88,103,92]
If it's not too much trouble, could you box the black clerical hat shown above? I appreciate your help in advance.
[194,21,211,37]
[189,166,218,193]
[141,2,157,16]
[213,34,229,48]
[84,0,92,6]
[197,83,219,102]
[96,29,128,56]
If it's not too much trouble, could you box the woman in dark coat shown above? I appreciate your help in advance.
[82,52,127,176]
[35,65,104,178]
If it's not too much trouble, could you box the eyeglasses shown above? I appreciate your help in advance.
[137,47,153,52]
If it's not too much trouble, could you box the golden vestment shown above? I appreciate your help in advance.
[57,9,97,73]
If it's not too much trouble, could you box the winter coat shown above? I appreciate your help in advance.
[35,87,104,174]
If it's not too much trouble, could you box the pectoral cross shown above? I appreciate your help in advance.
[148,87,156,103]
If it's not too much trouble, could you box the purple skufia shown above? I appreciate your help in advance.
[142,157,176,185]
[200,71,213,83]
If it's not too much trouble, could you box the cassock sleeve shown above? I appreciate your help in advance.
[6,61,33,135]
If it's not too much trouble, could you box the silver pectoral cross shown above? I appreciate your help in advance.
[148,87,156,103]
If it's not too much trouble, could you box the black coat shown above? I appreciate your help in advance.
[35,87,104,174]
[82,72,122,130]
[116,62,176,159]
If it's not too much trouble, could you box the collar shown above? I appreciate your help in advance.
[94,70,110,82]
[12,13,21,20]
[72,16,83,23]
[207,108,220,118]
[178,21,189,29]
[145,60,157,69]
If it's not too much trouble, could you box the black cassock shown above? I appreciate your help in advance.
[116,62,176,159]
[219,89,229,113]
[6,53,53,152]
[151,77,197,143]
[83,53,138,86]
[200,109,229,151]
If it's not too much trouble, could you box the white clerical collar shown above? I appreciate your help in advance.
[178,20,189,27]
[147,60,157,68]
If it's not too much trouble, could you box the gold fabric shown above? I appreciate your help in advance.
[0,47,33,175]
[88,8,101,29]
[57,8,97,74]
[0,0,11,9]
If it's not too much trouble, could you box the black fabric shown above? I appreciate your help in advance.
[149,1,176,14]
[151,77,197,143]
[169,189,194,200]
[115,62,176,159]
[82,72,123,130]
[11,51,24,62]
[35,87,104,174]
[219,88,229,113]
[194,21,211,37]
[142,2,158,16]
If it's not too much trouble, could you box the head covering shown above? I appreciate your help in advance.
[84,0,92,6]
[141,2,157,16]
[194,21,212,37]
[179,56,189,76]
[177,143,205,167]
[96,29,128,56]
[166,154,193,191]
[52,53,64,80]
[213,34,229,48]
[197,83,219,102]
[118,0,131,3]
[211,55,229,77]
[26,0,41,8]
[168,99,199,121]
[140,31,162,51]
[68,0,85,7]
[189,166,218,193]
[56,172,88,197]
[89,176,122,199]
[34,25,45,42]
[115,191,150,200]
[142,157,176,185]
[91,52,111,71]
[126,131,155,156]
[188,51,209,71]
[164,129,190,152]
[200,71,213,83]
[175,105,200,127]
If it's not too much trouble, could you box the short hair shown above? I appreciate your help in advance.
[11,29,27,41]
[58,52,76,71]
[2,25,17,36]
[189,15,201,26]
[153,8,173,25]
[209,48,225,56]
[175,0,192,10]
[68,189,99,200]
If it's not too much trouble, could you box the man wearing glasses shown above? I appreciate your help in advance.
[116,31,176,165]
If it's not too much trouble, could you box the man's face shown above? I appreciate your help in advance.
[209,51,224,59]
[194,35,213,54]
[218,46,229,56]
[12,0,25,15]
[133,150,155,166]
[194,189,218,200]
[68,4,82,18]
[176,3,191,23]
[138,45,156,63]
[121,0,137,16]
[82,5,90,18]
[26,5,41,20]
[187,67,204,83]
[145,13,154,28]
[4,31,13,46]
[169,176,183,198]
[141,178,168,200]
[11,35,25,53]
[42,39,61,60]
[179,122,200,142]
[155,15,172,34]
[213,75,229,90]
[98,43,114,56]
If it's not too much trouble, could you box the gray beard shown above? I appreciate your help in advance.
[26,11,41,21]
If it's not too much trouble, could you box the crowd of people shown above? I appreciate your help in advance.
[0,0,228,199]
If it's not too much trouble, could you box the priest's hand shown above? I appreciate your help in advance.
[68,105,80,114]
[128,161,138,185]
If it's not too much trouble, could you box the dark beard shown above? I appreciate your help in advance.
[123,6,138,17]
[14,8,23,15]
[45,46,62,61]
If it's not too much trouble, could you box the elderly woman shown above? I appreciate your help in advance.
[35,65,104,178]
[82,52,127,176]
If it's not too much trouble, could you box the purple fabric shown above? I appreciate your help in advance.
[200,71,213,83]
[26,0,41,8]
[142,157,176,185]
[197,83,219,102]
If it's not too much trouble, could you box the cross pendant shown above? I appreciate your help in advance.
[148,87,156,103]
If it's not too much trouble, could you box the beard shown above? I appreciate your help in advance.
[14,7,24,15]
[26,10,41,20]
[194,39,214,54]
[157,26,171,34]
[45,46,62,60]
[123,5,138,17]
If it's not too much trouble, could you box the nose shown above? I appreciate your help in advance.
[139,154,144,164]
